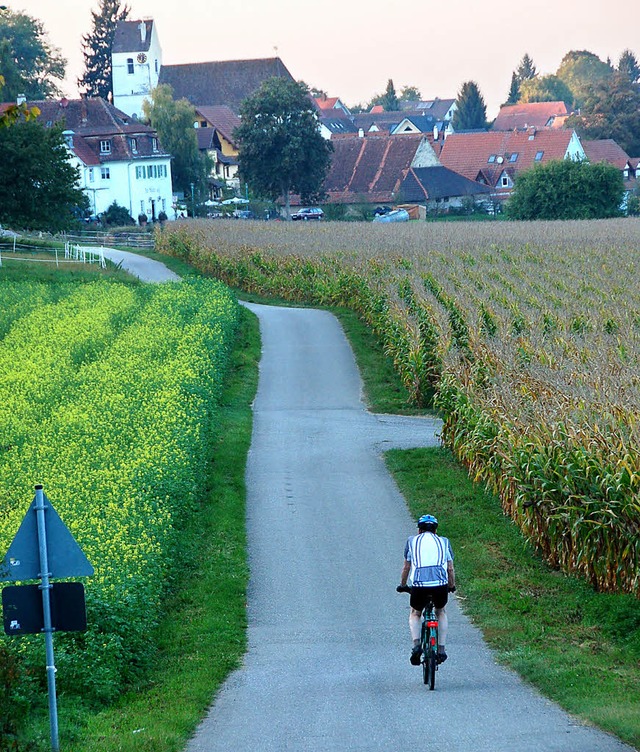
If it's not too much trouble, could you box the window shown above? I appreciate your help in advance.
[100,140,111,154]
[135,166,142,179]
[535,151,544,161]
[152,137,159,152]
[127,58,134,74]
[155,59,158,73]
[141,201,145,213]
[509,153,518,162]
[501,176,509,187]
[88,168,94,183]
[488,155,496,163]
[129,138,137,154]
[101,167,110,180]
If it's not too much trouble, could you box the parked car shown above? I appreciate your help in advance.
[234,210,255,219]
[291,207,324,221]
[372,208,410,223]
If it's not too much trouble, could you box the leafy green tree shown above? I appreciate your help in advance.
[555,50,612,107]
[617,49,640,83]
[0,120,88,230]
[567,72,640,156]
[78,0,129,99]
[142,83,210,197]
[234,77,333,217]
[399,85,422,102]
[0,9,65,100]
[507,158,623,220]
[452,81,487,130]
[0,75,39,127]
[519,74,574,105]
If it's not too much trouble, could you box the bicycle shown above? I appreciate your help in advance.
[397,585,455,690]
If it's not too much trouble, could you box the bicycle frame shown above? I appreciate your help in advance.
[421,597,439,690]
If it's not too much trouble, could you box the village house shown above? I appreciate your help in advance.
[31,97,173,222]
[438,128,586,203]
[491,101,570,131]
[193,105,241,196]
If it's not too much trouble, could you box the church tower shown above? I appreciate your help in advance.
[112,19,162,119]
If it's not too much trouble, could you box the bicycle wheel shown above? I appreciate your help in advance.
[427,649,436,690]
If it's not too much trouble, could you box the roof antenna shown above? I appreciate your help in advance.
[273,45,278,57]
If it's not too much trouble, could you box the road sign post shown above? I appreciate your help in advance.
[35,485,60,752]
[0,484,94,752]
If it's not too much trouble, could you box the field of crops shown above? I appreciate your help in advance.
[157,218,640,596]
[0,278,239,706]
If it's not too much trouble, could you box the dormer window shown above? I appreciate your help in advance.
[129,137,138,154]
[152,137,159,152]
[127,58,134,75]
[501,175,510,187]
[100,139,111,154]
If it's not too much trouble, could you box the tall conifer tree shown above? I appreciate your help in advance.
[452,81,487,131]
[78,0,129,100]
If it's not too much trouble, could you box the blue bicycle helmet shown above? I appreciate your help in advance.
[418,514,438,527]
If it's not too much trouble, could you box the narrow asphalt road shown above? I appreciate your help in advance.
[96,251,633,751]
[185,303,633,752]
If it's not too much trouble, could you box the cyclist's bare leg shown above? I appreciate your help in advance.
[436,607,448,656]
[409,607,422,645]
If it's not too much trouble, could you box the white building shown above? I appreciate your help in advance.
[34,97,173,222]
[112,19,162,120]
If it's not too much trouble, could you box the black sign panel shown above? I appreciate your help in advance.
[2,582,87,635]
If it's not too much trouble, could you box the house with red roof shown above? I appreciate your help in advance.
[194,105,241,195]
[492,101,570,131]
[439,128,586,202]
[26,97,173,221]
[321,132,441,206]
[314,95,351,117]
[582,138,640,198]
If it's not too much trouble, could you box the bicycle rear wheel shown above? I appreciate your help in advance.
[427,650,436,690]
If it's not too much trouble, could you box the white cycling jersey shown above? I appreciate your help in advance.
[404,531,453,587]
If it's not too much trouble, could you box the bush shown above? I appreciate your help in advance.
[102,202,135,227]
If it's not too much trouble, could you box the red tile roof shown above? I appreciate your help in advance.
[439,129,577,186]
[195,105,240,145]
[492,101,569,131]
[315,96,340,110]
[324,133,426,203]
[582,139,630,169]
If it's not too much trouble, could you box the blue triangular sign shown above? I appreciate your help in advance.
[0,493,94,582]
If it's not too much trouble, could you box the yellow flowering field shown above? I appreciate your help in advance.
[0,278,239,702]
[157,218,640,596]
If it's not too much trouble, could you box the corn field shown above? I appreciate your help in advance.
[156,218,640,595]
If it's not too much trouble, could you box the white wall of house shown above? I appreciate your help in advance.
[70,152,173,221]
[411,138,441,168]
[112,23,162,119]
[566,131,587,161]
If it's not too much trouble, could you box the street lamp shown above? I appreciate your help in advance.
[190,182,195,217]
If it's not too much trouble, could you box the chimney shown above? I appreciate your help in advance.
[358,128,364,138]
[16,94,26,106]
[139,21,147,43]
[62,130,74,148]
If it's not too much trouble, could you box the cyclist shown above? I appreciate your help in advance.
[398,514,455,666]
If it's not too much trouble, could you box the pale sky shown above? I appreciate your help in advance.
[15,0,640,118]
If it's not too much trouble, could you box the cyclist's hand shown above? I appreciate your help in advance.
[448,586,456,593]
[396,584,411,593]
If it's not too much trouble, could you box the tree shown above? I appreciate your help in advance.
[507,159,623,220]
[142,84,210,197]
[451,81,487,131]
[368,79,399,111]
[399,85,422,102]
[0,120,88,230]
[516,53,538,83]
[0,9,65,100]
[78,0,129,99]
[555,50,612,108]
[234,77,333,217]
[504,72,520,105]
[102,201,134,226]
[566,72,640,156]
[0,75,39,127]
[519,74,574,106]
[617,49,640,83]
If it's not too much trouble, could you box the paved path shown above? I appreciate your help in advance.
[185,303,634,752]
[96,247,181,282]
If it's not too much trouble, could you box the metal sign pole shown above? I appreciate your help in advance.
[34,484,60,752]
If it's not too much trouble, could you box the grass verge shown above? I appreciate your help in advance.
[385,446,640,749]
